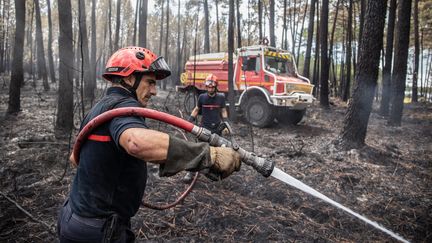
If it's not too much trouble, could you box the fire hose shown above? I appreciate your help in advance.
[71,107,410,242]
[72,107,275,210]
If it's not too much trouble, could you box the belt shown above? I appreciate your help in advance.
[65,200,131,226]
[65,200,106,228]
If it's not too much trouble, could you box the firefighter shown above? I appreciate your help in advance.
[188,74,230,134]
[57,47,241,243]
[184,74,231,182]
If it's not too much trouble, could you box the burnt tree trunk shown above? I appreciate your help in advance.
[312,0,319,92]
[216,0,222,51]
[215,0,220,52]
[303,0,316,78]
[329,0,341,96]
[204,0,210,53]
[34,0,49,91]
[339,0,387,149]
[338,13,346,97]
[282,0,287,49]
[228,0,236,121]
[236,0,241,48]
[412,0,419,102]
[342,0,353,102]
[319,0,329,107]
[7,0,25,114]
[56,0,74,134]
[46,0,56,83]
[114,0,121,51]
[159,0,165,56]
[296,2,308,66]
[73,27,80,86]
[379,0,396,116]
[133,0,139,45]
[162,0,170,89]
[138,0,148,47]
[79,0,94,103]
[258,0,262,41]
[388,0,412,126]
[290,0,298,55]
[176,0,181,85]
[108,0,113,52]
[90,0,97,86]
[0,1,11,74]
[269,0,275,47]
[358,0,365,58]
[27,2,34,86]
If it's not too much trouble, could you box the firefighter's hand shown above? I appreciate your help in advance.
[187,116,196,123]
[206,147,241,180]
[69,153,77,168]
[221,121,231,136]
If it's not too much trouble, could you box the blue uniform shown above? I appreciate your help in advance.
[58,87,147,242]
[197,92,226,133]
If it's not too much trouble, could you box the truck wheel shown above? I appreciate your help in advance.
[245,96,275,127]
[276,109,306,125]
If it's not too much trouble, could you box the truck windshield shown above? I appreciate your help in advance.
[264,54,296,76]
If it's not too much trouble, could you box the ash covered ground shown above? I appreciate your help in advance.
[0,80,431,242]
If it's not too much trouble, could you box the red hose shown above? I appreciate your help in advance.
[72,107,197,210]
[73,107,194,165]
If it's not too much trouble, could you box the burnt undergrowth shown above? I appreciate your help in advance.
[0,79,431,242]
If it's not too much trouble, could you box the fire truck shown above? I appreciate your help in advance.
[177,45,315,127]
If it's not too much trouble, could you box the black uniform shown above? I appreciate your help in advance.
[58,87,147,242]
[197,92,226,134]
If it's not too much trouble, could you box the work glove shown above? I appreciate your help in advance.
[159,136,241,180]
[206,146,241,180]
[222,121,231,136]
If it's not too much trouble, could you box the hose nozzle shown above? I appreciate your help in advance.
[238,148,275,177]
[193,127,275,177]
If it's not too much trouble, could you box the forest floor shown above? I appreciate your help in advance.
[0,78,431,242]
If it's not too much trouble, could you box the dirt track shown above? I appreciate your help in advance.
[0,80,431,242]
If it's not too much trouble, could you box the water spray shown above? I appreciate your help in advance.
[73,107,409,243]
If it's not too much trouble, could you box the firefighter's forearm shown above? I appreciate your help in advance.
[190,107,199,118]
[119,128,169,162]
[221,108,228,119]
[159,136,212,177]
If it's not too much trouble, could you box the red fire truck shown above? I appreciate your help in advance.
[177,45,315,127]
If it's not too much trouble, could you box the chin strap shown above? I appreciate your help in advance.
[119,73,144,100]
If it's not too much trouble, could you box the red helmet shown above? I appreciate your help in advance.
[204,74,218,87]
[103,46,171,81]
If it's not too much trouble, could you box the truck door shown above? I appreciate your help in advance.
[241,56,261,88]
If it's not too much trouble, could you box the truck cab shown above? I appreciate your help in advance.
[178,45,315,127]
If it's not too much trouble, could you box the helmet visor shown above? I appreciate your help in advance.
[148,56,171,80]
[205,80,216,87]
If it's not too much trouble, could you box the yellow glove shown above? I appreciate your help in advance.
[208,147,241,179]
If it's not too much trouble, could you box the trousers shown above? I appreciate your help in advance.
[57,199,135,243]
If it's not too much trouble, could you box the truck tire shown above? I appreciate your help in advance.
[276,108,306,125]
[245,96,275,127]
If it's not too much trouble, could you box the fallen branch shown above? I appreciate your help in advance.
[0,191,56,235]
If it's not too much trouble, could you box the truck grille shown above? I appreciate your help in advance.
[285,83,313,94]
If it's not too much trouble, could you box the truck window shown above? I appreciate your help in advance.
[246,58,256,71]
[264,55,296,76]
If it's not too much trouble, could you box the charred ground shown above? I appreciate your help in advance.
[0,80,431,242]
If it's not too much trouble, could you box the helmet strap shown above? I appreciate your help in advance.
[119,73,143,100]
